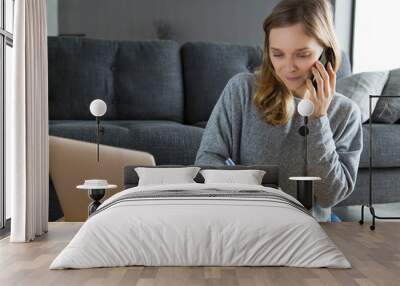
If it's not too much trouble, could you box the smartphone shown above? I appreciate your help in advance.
[312,48,334,89]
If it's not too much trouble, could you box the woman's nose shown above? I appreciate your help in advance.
[286,58,297,71]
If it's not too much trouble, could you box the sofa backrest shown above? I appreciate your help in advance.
[48,37,184,122]
[181,42,263,125]
[181,41,352,125]
[48,37,352,125]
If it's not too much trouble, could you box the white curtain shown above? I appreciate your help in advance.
[7,0,49,242]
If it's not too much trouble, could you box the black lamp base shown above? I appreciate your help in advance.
[289,176,321,212]
[88,189,105,216]
[296,180,314,210]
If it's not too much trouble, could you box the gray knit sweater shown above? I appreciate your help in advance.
[195,73,363,221]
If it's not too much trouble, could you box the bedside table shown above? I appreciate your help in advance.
[289,176,321,210]
[77,180,117,216]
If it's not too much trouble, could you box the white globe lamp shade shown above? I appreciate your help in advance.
[297,99,314,117]
[90,99,107,117]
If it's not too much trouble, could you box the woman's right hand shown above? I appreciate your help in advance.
[305,61,336,119]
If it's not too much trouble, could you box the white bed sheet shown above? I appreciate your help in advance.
[50,183,350,269]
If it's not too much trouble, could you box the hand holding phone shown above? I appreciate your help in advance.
[312,49,329,89]
[306,47,336,118]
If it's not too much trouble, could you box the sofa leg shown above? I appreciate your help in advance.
[369,207,376,231]
[359,205,364,225]
[360,204,400,231]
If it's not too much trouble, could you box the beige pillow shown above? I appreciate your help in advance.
[200,169,266,185]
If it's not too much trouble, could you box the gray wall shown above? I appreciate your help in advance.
[47,0,58,36]
[55,0,279,46]
[48,0,349,52]
[333,0,354,66]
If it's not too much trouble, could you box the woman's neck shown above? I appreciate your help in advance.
[292,84,308,99]
[293,90,305,99]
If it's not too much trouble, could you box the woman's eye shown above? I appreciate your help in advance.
[272,54,283,58]
[298,54,311,58]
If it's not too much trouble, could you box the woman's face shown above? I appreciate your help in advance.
[269,23,324,96]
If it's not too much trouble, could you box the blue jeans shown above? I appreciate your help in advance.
[330,212,342,222]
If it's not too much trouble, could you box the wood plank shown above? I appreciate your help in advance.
[0,222,399,286]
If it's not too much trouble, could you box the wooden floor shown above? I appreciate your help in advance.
[0,222,399,286]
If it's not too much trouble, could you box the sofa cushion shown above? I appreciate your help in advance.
[337,168,400,206]
[122,121,204,165]
[113,40,184,122]
[49,120,131,147]
[192,121,208,128]
[181,42,263,125]
[372,68,400,123]
[48,37,184,122]
[48,37,116,120]
[49,120,204,165]
[336,71,390,123]
[359,124,400,168]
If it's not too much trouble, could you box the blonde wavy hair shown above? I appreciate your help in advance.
[253,0,341,126]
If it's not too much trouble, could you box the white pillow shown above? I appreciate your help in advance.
[336,70,390,123]
[135,167,201,186]
[200,169,266,185]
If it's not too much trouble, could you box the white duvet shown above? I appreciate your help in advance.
[50,183,351,269]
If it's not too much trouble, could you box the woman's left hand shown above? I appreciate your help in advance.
[305,61,336,118]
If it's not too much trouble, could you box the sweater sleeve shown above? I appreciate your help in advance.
[307,103,363,208]
[194,79,236,166]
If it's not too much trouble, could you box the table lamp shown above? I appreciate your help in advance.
[290,98,320,210]
[297,99,314,176]
[89,99,107,162]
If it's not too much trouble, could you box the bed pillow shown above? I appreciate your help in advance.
[336,70,390,123]
[200,169,266,185]
[135,167,201,186]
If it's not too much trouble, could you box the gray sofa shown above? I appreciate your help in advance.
[48,36,400,212]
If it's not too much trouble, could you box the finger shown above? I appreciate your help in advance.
[312,67,323,97]
[315,61,330,83]
[327,62,336,94]
[306,79,319,117]
[306,79,317,101]
[303,86,311,101]
[315,61,330,98]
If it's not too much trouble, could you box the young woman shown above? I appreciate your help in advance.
[195,0,363,221]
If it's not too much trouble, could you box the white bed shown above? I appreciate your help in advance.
[50,182,350,269]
